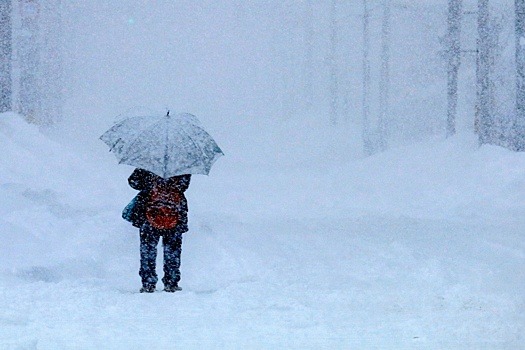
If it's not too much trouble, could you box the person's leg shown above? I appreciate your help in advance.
[162,232,183,291]
[139,223,160,291]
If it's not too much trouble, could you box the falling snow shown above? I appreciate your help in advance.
[0,1,524,349]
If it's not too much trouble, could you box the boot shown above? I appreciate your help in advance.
[164,284,182,292]
[140,284,156,293]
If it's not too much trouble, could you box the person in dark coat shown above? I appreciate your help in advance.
[127,168,191,293]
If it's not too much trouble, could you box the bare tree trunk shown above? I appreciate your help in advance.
[515,0,525,150]
[477,0,492,144]
[362,0,372,155]
[329,0,338,125]
[378,0,391,151]
[446,0,462,137]
[18,0,41,124]
[0,0,12,112]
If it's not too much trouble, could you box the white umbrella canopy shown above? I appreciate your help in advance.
[100,112,223,178]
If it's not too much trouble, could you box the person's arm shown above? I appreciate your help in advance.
[128,169,156,190]
[168,174,191,192]
[178,174,191,192]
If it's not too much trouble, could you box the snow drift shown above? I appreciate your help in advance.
[0,113,524,348]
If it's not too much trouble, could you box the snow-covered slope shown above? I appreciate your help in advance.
[0,113,524,349]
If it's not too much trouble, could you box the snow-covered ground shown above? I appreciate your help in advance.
[0,112,524,349]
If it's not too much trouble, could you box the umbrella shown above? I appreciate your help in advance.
[100,112,223,178]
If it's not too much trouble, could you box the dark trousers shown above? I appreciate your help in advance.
[139,222,183,287]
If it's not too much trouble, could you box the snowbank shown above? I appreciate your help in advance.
[0,113,523,349]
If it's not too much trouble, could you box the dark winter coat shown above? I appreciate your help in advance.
[126,168,191,233]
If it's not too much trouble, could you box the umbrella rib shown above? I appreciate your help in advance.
[176,123,209,166]
[117,136,140,164]
[109,137,121,152]
[117,128,154,164]
[186,123,224,155]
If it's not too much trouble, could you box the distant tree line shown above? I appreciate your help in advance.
[327,0,525,153]
[0,0,63,126]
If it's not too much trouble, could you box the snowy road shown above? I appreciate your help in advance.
[1,213,523,349]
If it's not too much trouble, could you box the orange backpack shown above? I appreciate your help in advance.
[145,181,182,230]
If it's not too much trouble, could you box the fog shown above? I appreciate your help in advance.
[21,3,492,159]
[1,1,524,347]
[56,1,460,154]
